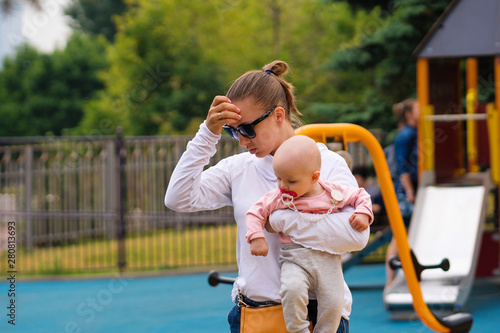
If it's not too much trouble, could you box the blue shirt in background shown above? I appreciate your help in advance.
[394,125,418,195]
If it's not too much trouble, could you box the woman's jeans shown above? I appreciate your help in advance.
[227,303,349,333]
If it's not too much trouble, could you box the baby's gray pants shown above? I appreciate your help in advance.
[279,244,343,333]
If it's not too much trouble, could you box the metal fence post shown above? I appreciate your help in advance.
[24,144,33,252]
[115,127,127,272]
[106,141,117,239]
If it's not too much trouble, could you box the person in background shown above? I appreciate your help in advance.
[385,98,419,286]
[351,165,385,219]
[326,143,353,171]
[165,60,369,333]
[335,150,353,170]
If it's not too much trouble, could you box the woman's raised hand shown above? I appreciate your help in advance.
[206,96,241,135]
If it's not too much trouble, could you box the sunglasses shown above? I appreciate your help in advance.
[223,106,280,140]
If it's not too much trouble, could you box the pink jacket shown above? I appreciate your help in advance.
[246,179,373,244]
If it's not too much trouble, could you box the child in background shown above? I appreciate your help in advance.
[246,135,373,333]
[352,165,385,218]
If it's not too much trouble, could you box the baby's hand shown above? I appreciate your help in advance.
[349,213,370,232]
[250,238,269,256]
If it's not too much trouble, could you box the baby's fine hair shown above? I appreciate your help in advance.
[274,135,321,172]
[226,60,303,128]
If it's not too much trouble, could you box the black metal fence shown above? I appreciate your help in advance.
[0,130,383,275]
[0,131,243,275]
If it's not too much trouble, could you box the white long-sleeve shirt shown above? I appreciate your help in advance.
[165,121,369,319]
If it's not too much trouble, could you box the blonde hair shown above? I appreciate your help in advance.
[393,98,417,128]
[226,60,303,128]
[336,150,353,170]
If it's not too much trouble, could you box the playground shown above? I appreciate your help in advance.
[1,1,500,332]
[292,1,500,331]
[0,263,499,333]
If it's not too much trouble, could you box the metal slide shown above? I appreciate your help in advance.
[384,171,493,318]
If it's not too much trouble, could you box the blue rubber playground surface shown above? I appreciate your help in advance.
[1,264,499,333]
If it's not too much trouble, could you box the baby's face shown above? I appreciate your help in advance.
[274,162,316,198]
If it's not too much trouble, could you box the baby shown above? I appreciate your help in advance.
[245,135,373,333]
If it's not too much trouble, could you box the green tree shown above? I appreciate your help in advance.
[201,0,372,105]
[0,33,108,136]
[76,0,369,135]
[75,0,226,136]
[65,0,127,42]
[309,0,450,132]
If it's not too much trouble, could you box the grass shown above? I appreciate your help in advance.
[0,224,238,276]
[1,223,393,277]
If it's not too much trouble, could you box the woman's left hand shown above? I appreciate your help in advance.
[205,95,241,135]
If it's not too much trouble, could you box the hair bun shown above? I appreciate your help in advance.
[262,60,289,77]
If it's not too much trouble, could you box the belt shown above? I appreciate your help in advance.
[238,292,281,308]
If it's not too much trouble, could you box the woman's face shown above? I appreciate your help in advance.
[412,102,420,119]
[407,102,420,127]
[230,98,286,157]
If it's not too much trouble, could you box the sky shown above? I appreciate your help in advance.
[0,0,71,61]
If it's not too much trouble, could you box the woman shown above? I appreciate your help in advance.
[385,98,419,286]
[165,60,369,333]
